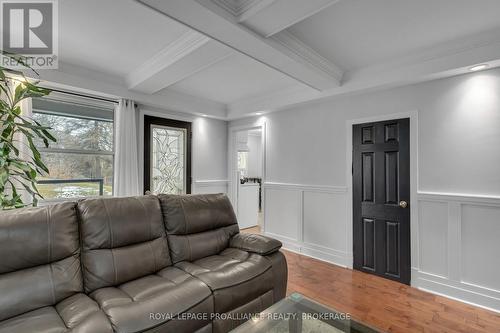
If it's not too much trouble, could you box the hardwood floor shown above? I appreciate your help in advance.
[283,250,500,333]
[242,225,500,331]
[241,225,261,234]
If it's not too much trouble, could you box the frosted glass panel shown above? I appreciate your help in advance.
[150,125,186,194]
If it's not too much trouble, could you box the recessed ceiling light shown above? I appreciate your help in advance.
[201,114,208,117]
[469,64,489,72]
[255,112,263,116]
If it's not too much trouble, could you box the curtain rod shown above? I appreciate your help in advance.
[48,88,119,104]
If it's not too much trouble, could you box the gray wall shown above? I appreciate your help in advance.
[230,68,500,311]
[138,107,228,194]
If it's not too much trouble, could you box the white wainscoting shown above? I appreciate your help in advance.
[414,192,500,312]
[193,180,229,194]
[262,182,500,312]
[262,182,351,267]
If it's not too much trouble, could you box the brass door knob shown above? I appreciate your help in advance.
[399,200,408,208]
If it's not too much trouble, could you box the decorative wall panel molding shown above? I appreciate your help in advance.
[262,183,500,312]
[414,191,500,312]
[263,182,350,267]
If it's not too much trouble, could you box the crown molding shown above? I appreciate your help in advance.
[208,0,274,19]
[236,0,276,22]
[271,30,343,82]
[127,30,233,94]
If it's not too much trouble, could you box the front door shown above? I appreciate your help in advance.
[352,118,410,284]
[144,116,192,194]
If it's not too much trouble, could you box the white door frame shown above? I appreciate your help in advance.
[345,110,419,281]
[227,122,266,225]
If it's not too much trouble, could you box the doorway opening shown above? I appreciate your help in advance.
[229,125,265,231]
[352,118,411,285]
[143,115,192,195]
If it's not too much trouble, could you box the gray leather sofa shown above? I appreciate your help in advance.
[0,194,287,333]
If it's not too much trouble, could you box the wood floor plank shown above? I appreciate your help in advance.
[241,226,500,332]
[282,249,500,333]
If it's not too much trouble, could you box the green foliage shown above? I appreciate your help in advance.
[0,53,55,209]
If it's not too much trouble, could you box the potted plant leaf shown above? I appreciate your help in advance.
[0,52,56,209]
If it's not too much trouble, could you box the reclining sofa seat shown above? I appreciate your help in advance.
[158,193,287,333]
[0,193,287,333]
[77,195,213,333]
[0,202,112,333]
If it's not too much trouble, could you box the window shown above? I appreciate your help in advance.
[32,96,114,200]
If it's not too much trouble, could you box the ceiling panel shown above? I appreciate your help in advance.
[166,52,306,103]
[60,0,190,77]
[289,0,500,70]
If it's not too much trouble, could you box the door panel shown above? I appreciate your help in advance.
[362,153,374,202]
[362,218,375,270]
[144,116,192,194]
[353,118,410,284]
[385,151,399,204]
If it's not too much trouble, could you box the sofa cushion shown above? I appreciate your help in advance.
[90,267,213,333]
[0,202,82,321]
[77,196,171,292]
[0,293,112,333]
[159,194,239,263]
[175,248,274,313]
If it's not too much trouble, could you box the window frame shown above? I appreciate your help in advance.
[33,103,116,203]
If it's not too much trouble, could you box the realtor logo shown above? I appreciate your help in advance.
[0,0,58,68]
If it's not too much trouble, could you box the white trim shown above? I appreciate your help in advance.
[263,182,347,193]
[345,110,419,272]
[236,0,275,23]
[194,180,229,187]
[271,30,343,81]
[418,191,500,206]
[413,269,500,314]
[264,231,350,268]
[211,0,269,17]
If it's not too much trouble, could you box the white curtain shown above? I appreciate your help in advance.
[114,99,140,196]
[18,96,33,204]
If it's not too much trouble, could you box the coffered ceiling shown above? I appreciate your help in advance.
[40,0,500,119]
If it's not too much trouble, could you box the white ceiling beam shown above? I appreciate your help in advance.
[127,30,234,94]
[235,0,339,38]
[227,28,500,118]
[137,0,343,91]
[35,62,228,119]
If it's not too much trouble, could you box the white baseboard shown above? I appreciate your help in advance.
[264,231,349,268]
[413,269,500,313]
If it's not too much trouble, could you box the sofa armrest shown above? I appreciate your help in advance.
[230,233,282,255]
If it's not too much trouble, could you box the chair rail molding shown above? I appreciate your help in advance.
[193,179,229,194]
[263,182,347,193]
[194,179,230,187]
